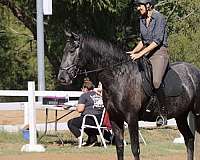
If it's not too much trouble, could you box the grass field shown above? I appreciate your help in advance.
[0,127,186,160]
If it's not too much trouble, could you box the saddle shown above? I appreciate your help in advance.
[137,57,183,98]
[138,57,183,126]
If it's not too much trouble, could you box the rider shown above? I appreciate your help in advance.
[127,0,169,125]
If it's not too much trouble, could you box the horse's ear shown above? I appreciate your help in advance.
[64,30,71,38]
[71,32,80,41]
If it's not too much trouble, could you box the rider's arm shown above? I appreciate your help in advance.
[129,41,144,54]
[139,41,158,56]
[76,104,85,113]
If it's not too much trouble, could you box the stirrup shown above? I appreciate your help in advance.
[156,115,167,127]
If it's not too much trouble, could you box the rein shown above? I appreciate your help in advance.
[77,59,132,76]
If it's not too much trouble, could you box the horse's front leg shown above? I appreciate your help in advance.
[128,113,140,160]
[111,120,125,160]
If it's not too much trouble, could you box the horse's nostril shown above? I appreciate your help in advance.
[59,77,66,83]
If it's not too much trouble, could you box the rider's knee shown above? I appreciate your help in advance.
[153,80,161,89]
[67,119,73,128]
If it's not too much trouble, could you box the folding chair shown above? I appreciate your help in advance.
[78,107,107,148]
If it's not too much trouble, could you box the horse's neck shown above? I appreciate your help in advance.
[98,61,139,91]
[84,38,128,69]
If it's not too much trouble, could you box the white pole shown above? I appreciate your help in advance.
[21,81,45,152]
[28,81,37,145]
[37,0,45,102]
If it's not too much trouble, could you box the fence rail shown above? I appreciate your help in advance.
[0,81,83,152]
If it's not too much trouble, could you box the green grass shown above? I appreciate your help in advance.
[0,127,186,158]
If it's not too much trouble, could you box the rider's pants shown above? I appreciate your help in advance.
[149,47,169,89]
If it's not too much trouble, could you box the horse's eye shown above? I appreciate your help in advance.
[69,47,76,53]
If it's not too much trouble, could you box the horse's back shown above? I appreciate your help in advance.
[171,61,200,84]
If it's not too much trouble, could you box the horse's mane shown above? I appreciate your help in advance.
[81,36,131,67]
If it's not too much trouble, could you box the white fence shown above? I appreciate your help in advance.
[0,81,82,152]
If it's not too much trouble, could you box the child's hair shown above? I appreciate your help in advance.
[82,77,94,90]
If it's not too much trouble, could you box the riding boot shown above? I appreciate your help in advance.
[155,89,168,126]
[145,91,158,112]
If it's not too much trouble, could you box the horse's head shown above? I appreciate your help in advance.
[58,32,81,85]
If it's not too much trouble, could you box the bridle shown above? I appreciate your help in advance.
[59,42,80,79]
[59,64,80,79]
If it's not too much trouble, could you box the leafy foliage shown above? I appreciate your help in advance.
[0,0,200,91]
[156,0,200,66]
[0,6,35,89]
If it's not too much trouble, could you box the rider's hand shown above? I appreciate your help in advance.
[126,51,134,54]
[126,51,135,59]
[130,52,143,60]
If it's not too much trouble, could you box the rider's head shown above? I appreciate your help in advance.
[134,0,155,16]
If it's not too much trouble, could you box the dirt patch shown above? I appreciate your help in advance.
[0,152,185,160]
[0,110,79,125]
[0,110,185,160]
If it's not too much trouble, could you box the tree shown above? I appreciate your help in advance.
[0,0,136,90]
[156,0,200,67]
[0,0,200,90]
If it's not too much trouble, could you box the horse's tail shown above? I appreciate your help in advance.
[194,95,200,158]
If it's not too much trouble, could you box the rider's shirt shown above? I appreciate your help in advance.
[140,10,168,48]
[78,90,103,116]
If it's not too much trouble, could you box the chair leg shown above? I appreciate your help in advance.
[139,130,147,145]
[97,127,107,148]
[78,127,84,148]
[79,117,87,148]
[93,118,107,148]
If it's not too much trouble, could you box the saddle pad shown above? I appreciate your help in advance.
[161,68,183,97]
[138,57,183,97]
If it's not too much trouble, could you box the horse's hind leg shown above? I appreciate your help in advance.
[176,114,194,160]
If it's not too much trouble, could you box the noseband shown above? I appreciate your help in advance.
[60,64,79,79]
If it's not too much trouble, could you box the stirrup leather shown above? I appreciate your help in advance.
[145,96,157,112]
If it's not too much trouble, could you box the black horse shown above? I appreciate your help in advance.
[58,33,200,160]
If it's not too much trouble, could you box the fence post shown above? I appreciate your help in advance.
[28,81,37,145]
[21,81,45,152]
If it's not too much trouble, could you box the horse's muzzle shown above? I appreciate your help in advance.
[57,71,73,85]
